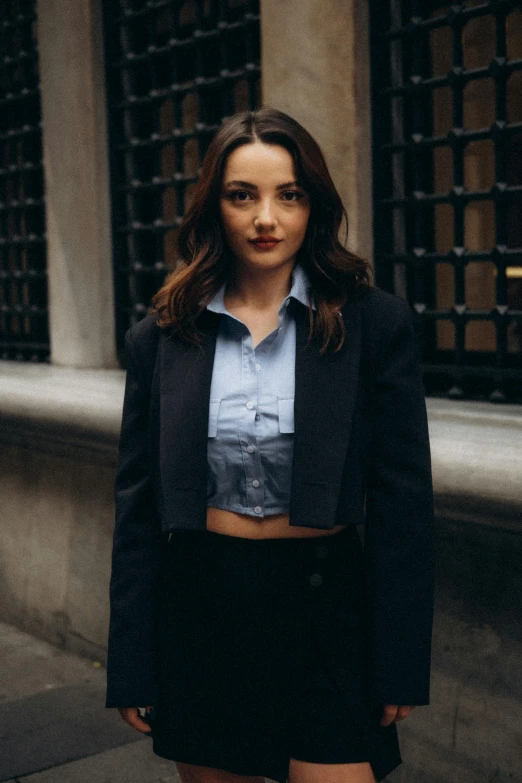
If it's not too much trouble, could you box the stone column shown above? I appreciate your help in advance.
[36,0,117,367]
[260,0,373,261]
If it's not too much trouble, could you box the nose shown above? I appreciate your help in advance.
[254,198,277,229]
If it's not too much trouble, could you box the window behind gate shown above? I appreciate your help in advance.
[103,0,261,360]
[0,0,48,362]
[370,0,522,403]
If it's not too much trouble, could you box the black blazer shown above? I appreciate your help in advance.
[106,285,435,710]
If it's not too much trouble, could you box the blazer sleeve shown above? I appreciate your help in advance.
[363,298,436,706]
[105,326,165,708]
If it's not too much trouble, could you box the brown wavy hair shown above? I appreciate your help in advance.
[151,106,373,352]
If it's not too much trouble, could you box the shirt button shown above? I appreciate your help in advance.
[254,506,262,515]
[252,479,260,488]
[246,445,254,453]
[255,364,261,371]
[309,573,323,588]
[246,401,254,409]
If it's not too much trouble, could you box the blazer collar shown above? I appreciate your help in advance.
[158,299,361,531]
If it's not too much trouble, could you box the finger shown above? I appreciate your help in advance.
[380,704,398,727]
[395,705,415,722]
[137,705,155,734]
[134,716,153,734]
[118,707,153,734]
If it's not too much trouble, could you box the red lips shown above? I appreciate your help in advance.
[249,236,282,244]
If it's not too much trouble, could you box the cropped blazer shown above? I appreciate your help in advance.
[106,285,436,711]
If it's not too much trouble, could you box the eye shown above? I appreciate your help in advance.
[225,190,252,202]
[281,190,305,202]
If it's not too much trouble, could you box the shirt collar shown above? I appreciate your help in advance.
[206,263,316,315]
[287,263,316,311]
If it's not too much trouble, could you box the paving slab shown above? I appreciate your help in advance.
[0,622,159,783]
[15,739,179,783]
[0,623,104,705]
[0,680,141,780]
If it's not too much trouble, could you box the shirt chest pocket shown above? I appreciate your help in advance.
[277,398,295,434]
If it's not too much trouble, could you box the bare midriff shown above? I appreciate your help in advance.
[206,506,346,539]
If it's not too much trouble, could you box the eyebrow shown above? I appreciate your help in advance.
[223,180,302,190]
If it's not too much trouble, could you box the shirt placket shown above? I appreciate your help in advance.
[239,331,265,515]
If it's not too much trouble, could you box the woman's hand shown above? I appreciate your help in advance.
[380,704,415,726]
[117,706,154,734]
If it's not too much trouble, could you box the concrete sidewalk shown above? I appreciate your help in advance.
[0,622,179,783]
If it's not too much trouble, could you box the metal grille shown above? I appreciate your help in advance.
[370,0,522,403]
[0,1,48,362]
[103,0,261,357]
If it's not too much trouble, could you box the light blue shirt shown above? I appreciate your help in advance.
[206,264,316,517]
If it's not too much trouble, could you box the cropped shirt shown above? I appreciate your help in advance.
[206,264,316,518]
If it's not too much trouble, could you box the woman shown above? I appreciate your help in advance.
[106,107,435,783]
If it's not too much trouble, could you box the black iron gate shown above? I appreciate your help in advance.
[103,0,261,359]
[0,0,48,362]
[370,0,522,402]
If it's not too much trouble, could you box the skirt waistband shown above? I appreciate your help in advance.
[166,523,362,565]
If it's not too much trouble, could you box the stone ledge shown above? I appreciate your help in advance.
[426,398,522,532]
[0,363,521,528]
[0,362,124,465]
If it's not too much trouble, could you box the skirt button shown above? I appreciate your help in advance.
[309,573,323,587]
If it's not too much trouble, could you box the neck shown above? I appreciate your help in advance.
[226,262,295,311]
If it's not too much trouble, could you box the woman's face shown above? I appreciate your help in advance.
[219,141,311,275]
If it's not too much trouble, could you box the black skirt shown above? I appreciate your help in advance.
[151,524,402,782]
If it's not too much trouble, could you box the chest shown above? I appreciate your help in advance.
[208,309,296,442]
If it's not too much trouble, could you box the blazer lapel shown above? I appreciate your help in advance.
[290,299,362,529]
[158,310,218,530]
